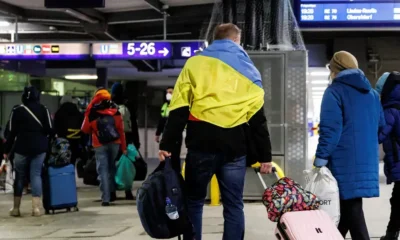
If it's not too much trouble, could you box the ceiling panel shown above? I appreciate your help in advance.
[1,0,46,9]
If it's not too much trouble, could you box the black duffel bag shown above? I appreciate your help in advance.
[136,157,193,239]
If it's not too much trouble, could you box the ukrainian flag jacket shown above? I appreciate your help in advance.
[159,40,272,162]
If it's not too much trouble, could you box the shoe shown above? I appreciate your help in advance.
[32,197,41,217]
[125,190,134,200]
[102,202,110,207]
[381,231,400,240]
[110,192,117,202]
[9,197,21,217]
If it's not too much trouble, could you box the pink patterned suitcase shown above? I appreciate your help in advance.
[275,210,343,240]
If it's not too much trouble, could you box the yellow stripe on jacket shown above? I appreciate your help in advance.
[169,55,264,129]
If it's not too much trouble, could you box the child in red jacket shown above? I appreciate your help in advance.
[81,88,126,206]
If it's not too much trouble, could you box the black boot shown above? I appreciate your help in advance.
[381,231,399,240]
[125,190,134,200]
[110,192,117,202]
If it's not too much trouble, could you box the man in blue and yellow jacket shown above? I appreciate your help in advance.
[159,23,272,240]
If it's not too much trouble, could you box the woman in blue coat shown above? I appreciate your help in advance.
[314,51,384,240]
[377,71,400,240]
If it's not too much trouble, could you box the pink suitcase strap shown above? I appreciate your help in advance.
[275,210,343,240]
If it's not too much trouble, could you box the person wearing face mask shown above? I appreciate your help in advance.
[155,87,183,172]
[314,51,385,239]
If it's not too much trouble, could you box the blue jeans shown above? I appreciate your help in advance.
[13,153,46,197]
[94,144,119,203]
[184,150,247,240]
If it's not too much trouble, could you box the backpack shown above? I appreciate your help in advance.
[119,105,132,133]
[47,138,71,167]
[96,114,120,144]
[136,158,193,239]
[262,177,320,222]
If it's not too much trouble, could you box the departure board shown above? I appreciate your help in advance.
[296,0,400,27]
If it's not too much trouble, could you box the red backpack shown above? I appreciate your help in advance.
[262,177,320,222]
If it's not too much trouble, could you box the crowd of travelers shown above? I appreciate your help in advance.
[1,23,400,240]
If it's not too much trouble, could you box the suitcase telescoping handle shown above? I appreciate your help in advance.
[254,167,280,190]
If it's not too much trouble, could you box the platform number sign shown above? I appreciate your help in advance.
[127,42,157,56]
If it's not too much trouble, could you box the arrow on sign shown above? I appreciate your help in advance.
[158,47,169,57]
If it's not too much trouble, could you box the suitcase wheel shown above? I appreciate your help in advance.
[52,210,55,214]
[66,208,71,212]
[74,207,79,212]
[45,210,50,215]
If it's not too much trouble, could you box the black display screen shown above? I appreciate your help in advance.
[45,0,105,8]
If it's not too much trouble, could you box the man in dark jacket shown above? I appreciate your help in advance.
[54,95,84,166]
[378,71,400,240]
[5,86,53,217]
[158,24,273,240]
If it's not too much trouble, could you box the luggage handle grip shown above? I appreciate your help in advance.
[254,167,280,190]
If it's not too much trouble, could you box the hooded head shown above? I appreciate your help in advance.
[85,88,111,116]
[165,86,174,102]
[380,72,400,105]
[111,82,124,105]
[329,51,359,79]
[376,72,390,95]
[22,86,40,105]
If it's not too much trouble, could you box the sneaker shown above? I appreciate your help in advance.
[101,202,110,207]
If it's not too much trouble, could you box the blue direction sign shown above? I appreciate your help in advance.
[172,41,208,59]
[92,42,172,60]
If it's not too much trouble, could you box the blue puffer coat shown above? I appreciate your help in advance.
[379,78,400,184]
[315,69,384,200]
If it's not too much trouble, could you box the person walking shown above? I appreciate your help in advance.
[81,88,126,206]
[4,86,53,217]
[54,95,84,166]
[111,82,140,200]
[377,71,400,240]
[314,51,385,239]
[158,23,273,240]
[155,86,183,173]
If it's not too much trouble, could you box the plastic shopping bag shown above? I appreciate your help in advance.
[115,144,138,191]
[0,159,13,193]
[304,167,340,226]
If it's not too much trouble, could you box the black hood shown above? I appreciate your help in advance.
[22,86,40,105]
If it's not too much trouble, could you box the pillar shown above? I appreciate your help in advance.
[96,68,108,88]
[244,0,264,50]
[222,0,237,24]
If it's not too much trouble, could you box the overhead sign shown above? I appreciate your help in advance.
[92,42,172,60]
[0,43,90,60]
[172,41,208,59]
[296,0,400,28]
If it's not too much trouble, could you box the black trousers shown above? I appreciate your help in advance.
[338,198,370,240]
[387,182,400,232]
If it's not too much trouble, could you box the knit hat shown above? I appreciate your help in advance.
[329,51,359,75]
[376,72,390,94]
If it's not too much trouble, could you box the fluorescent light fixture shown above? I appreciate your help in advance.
[312,80,329,84]
[64,74,98,80]
[312,91,325,95]
[310,72,329,76]
[0,21,10,27]
[312,87,327,91]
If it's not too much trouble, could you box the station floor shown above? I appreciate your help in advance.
[0,161,393,240]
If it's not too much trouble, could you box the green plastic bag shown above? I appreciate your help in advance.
[115,144,138,191]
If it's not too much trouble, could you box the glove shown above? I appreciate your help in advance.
[314,158,328,168]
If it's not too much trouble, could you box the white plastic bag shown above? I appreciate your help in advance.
[0,159,14,194]
[304,167,340,226]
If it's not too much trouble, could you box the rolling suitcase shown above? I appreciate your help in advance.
[274,210,343,240]
[43,164,79,214]
[255,168,342,240]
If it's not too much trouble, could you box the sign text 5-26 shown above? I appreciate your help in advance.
[127,42,156,56]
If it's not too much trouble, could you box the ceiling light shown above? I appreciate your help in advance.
[312,87,327,91]
[0,21,10,27]
[64,74,98,80]
[312,91,325,95]
[310,72,330,76]
[312,80,329,84]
